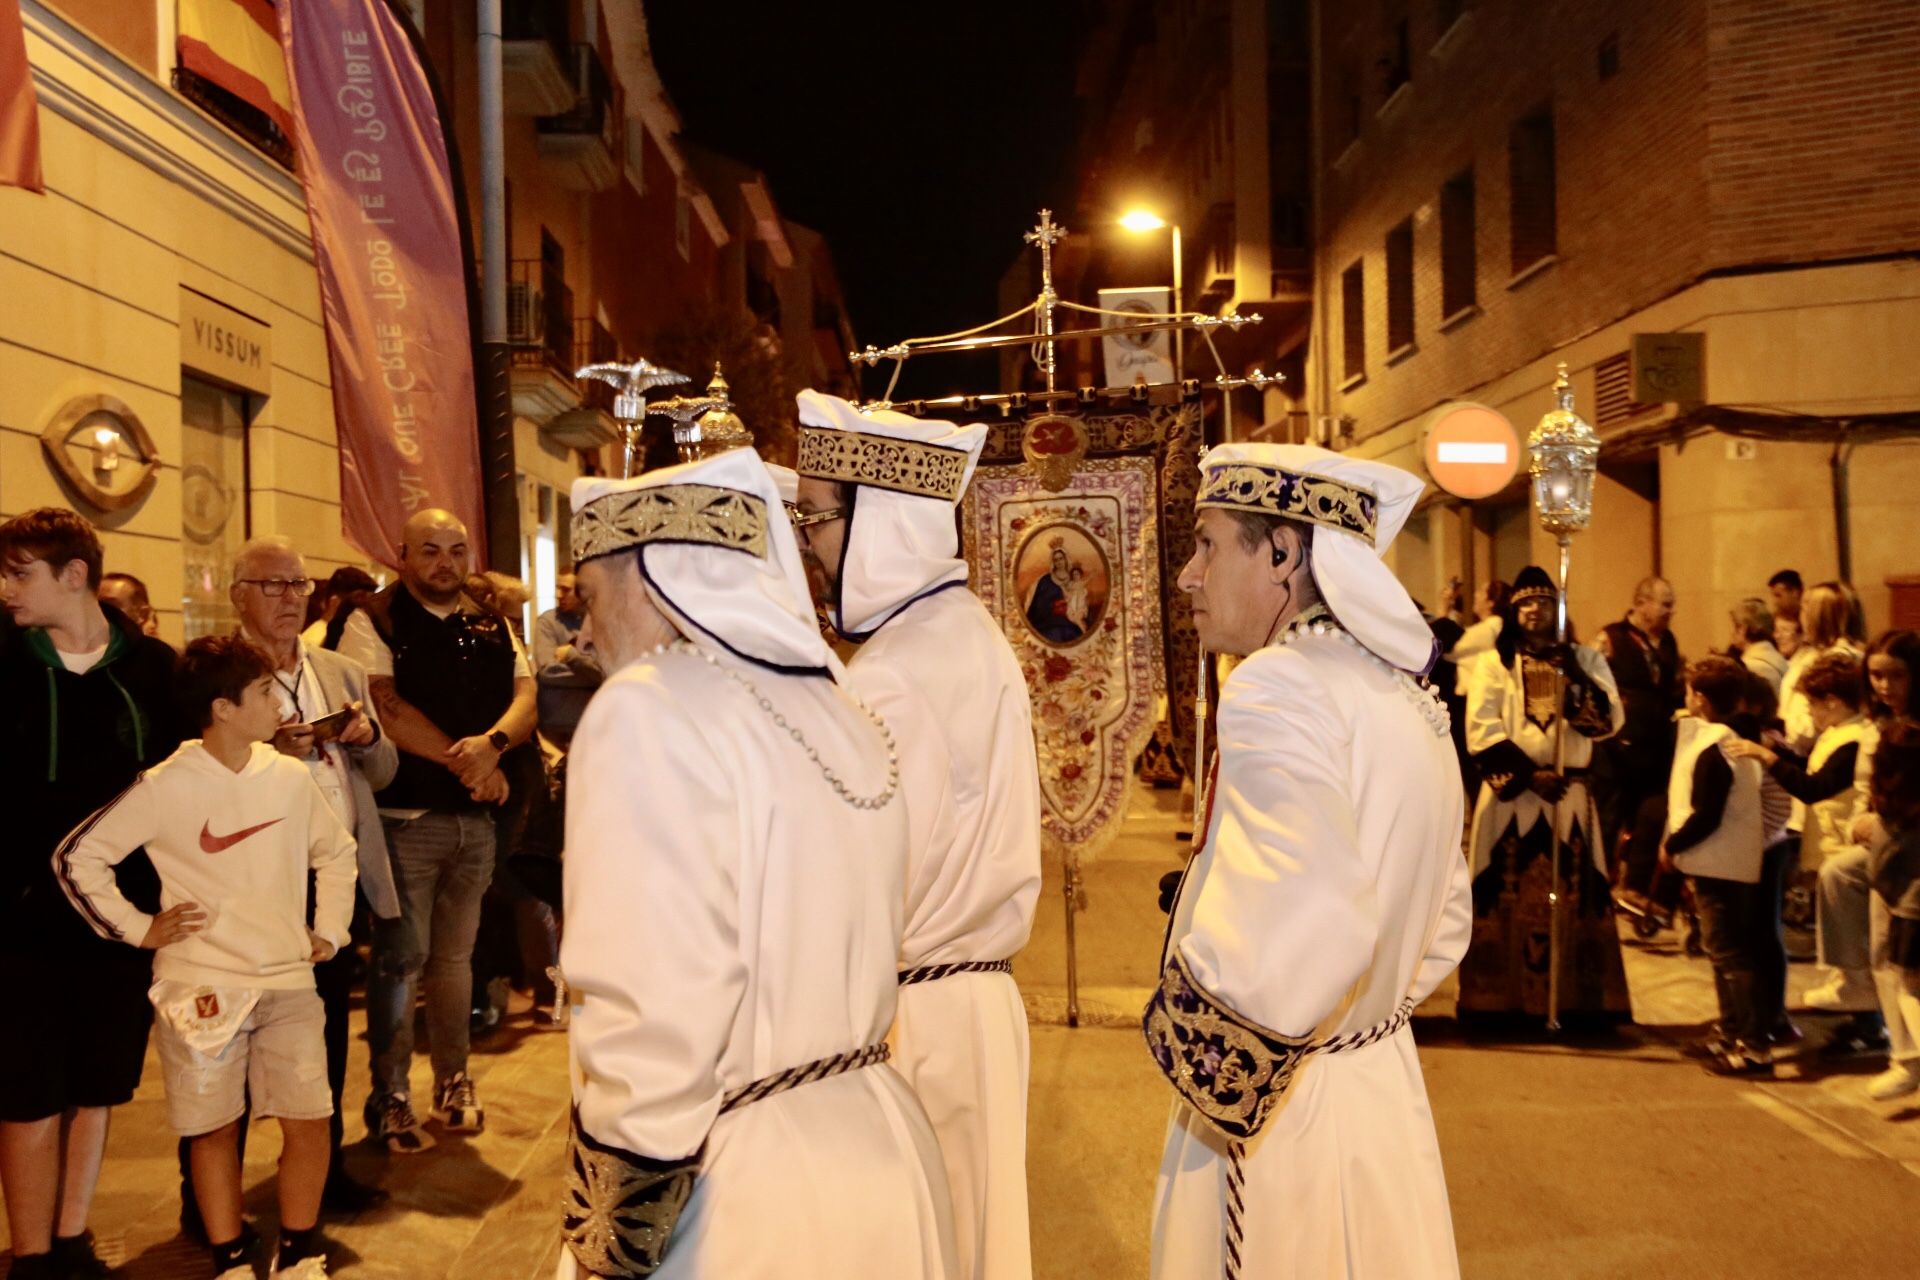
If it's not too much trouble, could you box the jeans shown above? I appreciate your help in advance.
[1695,875,1767,1046]
[366,811,495,1099]
[1818,843,1874,978]
[1754,839,1795,1035]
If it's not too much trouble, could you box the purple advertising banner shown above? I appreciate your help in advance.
[278,0,483,568]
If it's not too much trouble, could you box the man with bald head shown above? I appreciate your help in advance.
[338,510,537,1149]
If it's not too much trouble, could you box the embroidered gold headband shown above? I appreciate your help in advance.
[1196,463,1378,546]
[796,426,970,501]
[572,483,769,563]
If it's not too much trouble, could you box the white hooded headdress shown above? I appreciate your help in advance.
[794,390,987,638]
[570,448,834,676]
[1195,442,1436,674]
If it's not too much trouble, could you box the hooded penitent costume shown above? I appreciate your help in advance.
[1148,443,1472,1280]
[555,449,957,1280]
[1459,564,1631,1018]
[796,391,1042,1280]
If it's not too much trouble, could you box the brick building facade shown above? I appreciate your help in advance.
[1307,0,1920,646]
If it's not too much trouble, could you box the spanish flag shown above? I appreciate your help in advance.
[177,0,294,137]
[0,0,42,192]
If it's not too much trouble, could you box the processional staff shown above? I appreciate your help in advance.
[1526,363,1601,1033]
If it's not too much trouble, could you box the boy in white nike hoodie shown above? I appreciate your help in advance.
[55,635,356,1280]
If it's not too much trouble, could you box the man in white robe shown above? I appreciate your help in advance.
[793,391,1042,1280]
[555,449,957,1279]
[1149,443,1471,1280]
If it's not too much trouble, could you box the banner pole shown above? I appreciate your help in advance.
[476,0,517,572]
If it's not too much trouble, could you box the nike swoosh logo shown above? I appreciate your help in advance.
[200,818,284,854]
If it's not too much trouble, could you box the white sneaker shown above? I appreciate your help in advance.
[1866,1065,1920,1101]
[271,1253,331,1278]
[1803,971,1878,1013]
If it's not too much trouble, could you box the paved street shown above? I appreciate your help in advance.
[8,789,1920,1278]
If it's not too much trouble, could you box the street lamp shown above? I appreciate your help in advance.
[1118,208,1183,382]
[1527,362,1600,1033]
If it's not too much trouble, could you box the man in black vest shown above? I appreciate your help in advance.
[339,509,537,1151]
[1599,575,1684,906]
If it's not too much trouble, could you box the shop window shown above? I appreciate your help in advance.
[1508,106,1557,275]
[179,376,252,640]
[1385,218,1415,353]
[1441,167,1477,317]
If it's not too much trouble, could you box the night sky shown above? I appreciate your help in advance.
[648,2,1082,399]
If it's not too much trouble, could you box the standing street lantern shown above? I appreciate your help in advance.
[1528,362,1601,1032]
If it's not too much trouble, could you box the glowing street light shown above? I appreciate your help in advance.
[1118,208,1183,380]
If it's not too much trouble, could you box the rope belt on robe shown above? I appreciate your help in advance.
[897,959,1014,986]
[1221,996,1418,1280]
[718,1041,892,1116]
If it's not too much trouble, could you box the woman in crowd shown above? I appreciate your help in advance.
[1781,582,1866,746]
[1460,565,1631,1020]
[1730,596,1789,694]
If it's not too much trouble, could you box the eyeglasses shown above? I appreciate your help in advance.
[783,502,844,532]
[237,577,315,598]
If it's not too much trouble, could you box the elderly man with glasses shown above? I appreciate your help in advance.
[169,537,398,1238]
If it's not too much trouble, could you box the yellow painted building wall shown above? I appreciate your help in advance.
[3,4,362,646]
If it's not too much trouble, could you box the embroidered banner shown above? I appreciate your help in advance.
[0,0,42,192]
[963,456,1163,860]
[278,0,483,567]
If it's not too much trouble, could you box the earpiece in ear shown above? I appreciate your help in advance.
[1271,546,1287,567]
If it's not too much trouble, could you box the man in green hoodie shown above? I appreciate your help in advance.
[0,508,179,1280]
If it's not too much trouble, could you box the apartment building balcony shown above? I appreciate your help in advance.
[508,258,580,423]
[543,318,622,451]
[501,0,574,115]
[537,44,620,193]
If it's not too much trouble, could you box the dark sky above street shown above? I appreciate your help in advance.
[648,2,1081,398]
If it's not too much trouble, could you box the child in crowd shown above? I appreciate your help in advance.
[53,635,357,1280]
[1729,654,1873,880]
[1663,657,1770,1075]
[1867,719,1920,1100]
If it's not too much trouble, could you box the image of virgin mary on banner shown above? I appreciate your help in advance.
[964,456,1163,860]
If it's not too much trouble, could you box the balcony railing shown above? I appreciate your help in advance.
[509,258,573,376]
[536,44,620,190]
[574,318,619,413]
[540,44,615,149]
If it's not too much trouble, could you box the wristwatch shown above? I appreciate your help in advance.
[487,729,510,752]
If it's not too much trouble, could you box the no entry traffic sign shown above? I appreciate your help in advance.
[1424,403,1520,499]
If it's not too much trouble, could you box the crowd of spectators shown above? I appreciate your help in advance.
[0,506,595,1279]
[1434,562,1920,1090]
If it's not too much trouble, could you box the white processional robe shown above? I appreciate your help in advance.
[558,648,958,1280]
[1150,633,1471,1280]
[848,587,1043,1280]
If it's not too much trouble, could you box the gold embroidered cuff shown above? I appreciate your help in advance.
[561,1111,697,1278]
[572,484,769,564]
[796,426,970,500]
[1196,463,1378,545]
[1142,950,1312,1141]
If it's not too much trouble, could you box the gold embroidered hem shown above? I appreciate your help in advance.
[1195,462,1378,545]
[1142,950,1313,1141]
[573,484,769,564]
[796,426,970,500]
[562,1110,697,1278]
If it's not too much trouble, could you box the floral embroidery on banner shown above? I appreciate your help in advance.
[963,457,1163,858]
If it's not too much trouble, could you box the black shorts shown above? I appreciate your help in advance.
[0,939,154,1122]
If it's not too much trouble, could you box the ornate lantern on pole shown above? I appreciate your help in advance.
[1528,362,1601,1032]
